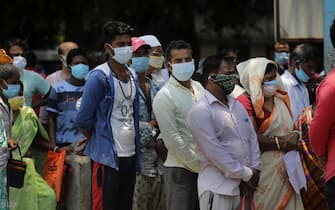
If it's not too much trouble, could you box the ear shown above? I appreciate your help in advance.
[166,61,172,72]
[104,43,113,55]
[59,55,65,62]
[0,79,8,91]
[294,60,300,69]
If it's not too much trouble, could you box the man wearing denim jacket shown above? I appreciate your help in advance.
[76,21,140,210]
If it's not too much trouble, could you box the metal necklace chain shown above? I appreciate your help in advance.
[118,78,133,100]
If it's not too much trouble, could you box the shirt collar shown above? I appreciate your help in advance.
[284,70,299,86]
[205,90,235,111]
[169,76,196,90]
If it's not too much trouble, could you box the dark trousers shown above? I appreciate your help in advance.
[325,176,335,210]
[163,167,200,210]
[91,157,136,210]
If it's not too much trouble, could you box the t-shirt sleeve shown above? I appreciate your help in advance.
[237,95,254,117]
[46,87,58,113]
[31,71,51,96]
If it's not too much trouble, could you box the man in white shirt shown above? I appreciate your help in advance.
[281,43,318,122]
[187,54,261,210]
[153,40,205,210]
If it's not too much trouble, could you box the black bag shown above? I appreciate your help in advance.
[7,145,27,188]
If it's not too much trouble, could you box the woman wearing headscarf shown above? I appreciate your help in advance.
[236,57,305,209]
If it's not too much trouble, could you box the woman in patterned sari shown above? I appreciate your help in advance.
[8,82,56,210]
[236,57,306,209]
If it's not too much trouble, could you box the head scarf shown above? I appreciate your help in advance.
[236,57,290,119]
[0,49,13,64]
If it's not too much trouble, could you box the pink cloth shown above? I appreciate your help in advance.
[310,68,335,182]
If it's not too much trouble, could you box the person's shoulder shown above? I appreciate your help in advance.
[191,79,205,90]
[319,69,335,90]
[52,80,69,92]
[24,68,44,78]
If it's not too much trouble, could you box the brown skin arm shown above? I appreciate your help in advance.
[48,112,57,149]
[32,87,51,109]
[249,116,299,152]
[33,134,54,150]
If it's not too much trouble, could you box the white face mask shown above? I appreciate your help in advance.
[13,56,27,70]
[170,61,195,81]
[262,80,278,98]
[110,45,132,64]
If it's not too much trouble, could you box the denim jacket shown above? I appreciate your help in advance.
[76,62,141,171]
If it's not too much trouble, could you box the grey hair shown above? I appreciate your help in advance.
[0,63,19,80]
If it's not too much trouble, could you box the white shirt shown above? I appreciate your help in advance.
[111,76,136,157]
[281,70,310,122]
[153,76,205,173]
[187,91,261,196]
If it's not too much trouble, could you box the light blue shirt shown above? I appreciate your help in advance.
[47,80,84,144]
[20,69,50,106]
[281,70,310,122]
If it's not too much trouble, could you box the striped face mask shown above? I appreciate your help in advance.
[210,73,237,95]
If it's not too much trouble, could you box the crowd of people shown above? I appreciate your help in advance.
[0,18,335,210]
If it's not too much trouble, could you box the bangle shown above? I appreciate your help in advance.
[54,146,59,152]
[292,130,301,140]
[274,136,281,150]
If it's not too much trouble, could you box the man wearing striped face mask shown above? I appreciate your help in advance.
[187,54,261,210]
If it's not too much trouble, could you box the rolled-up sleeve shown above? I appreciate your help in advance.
[153,90,199,173]
[187,104,253,182]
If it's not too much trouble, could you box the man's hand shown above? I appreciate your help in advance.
[246,168,260,189]
[153,138,168,161]
[240,181,255,198]
[8,138,18,150]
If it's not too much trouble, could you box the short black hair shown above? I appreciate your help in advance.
[0,63,19,81]
[330,18,335,49]
[103,21,134,43]
[289,43,318,64]
[5,38,28,52]
[202,53,234,85]
[165,40,192,62]
[66,48,87,66]
[25,51,37,68]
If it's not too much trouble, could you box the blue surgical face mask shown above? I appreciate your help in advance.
[262,79,278,98]
[13,56,27,70]
[131,57,150,73]
[274,52,289,65]
[2,84,20,99]
[71,63,89,80]
[170,61,195,81]
[295,68,310,83]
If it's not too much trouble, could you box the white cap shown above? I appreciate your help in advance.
[139,35,161,47]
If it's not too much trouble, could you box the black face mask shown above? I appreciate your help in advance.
[210,73,237,95]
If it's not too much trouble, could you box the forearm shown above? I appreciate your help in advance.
[82,129,92,140]
[34,135,54,150]
[32,97,48,109]
[48,115,57,148]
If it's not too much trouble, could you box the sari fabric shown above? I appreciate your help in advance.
[296,106,328,210]
[9,106,56,210]
[237,58,305,210]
